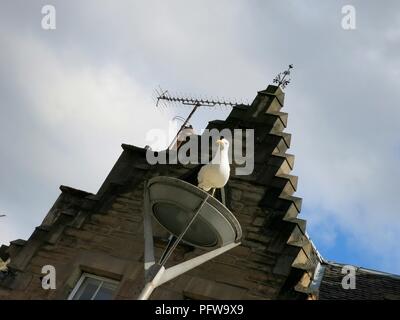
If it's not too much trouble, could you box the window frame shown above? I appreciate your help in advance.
[67,272,119,300]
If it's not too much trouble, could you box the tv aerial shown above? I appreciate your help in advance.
[154,87,249,149]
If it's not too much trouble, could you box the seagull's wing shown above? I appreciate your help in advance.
[197,164,212,191]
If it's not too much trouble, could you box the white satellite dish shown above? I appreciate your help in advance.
[138,176,242,300]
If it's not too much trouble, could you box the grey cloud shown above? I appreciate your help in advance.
[0,0,399,272]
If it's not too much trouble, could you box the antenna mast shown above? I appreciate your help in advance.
[155,88,248,149]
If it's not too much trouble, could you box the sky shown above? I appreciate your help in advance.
[0,0,399,274]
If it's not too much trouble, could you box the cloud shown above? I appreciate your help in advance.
[0,0,399,274]
[0,25,170,245]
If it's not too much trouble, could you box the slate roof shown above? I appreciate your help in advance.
[317,262,400,300]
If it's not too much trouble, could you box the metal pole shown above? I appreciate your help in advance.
[158,235,177,265]
[138,242,241,299]
[158,242,240,287]
[159,194,209,265]
[168,104,200,150]
[143,183,155,276]
[138,194,209,300]
[137,266,166,300]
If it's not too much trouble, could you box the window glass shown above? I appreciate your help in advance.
[69,273,119,300]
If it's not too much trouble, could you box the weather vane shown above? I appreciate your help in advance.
[273,64,294,89]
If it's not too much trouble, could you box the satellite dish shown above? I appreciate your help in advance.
[147,176,241,249]
[139,176,242,300]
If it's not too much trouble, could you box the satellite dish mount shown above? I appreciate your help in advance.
[138,176,242,300]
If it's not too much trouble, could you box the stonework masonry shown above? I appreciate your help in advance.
[0,85,322,300]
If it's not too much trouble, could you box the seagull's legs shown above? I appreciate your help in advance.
[211,188,216,197]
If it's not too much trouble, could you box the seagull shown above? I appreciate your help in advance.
[197,138,230,195]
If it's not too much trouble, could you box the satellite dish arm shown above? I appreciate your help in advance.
[139,192,241,300]
[138,242,239,300]
[158,242,239,287]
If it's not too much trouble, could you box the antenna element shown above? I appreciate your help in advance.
[155,88,249,149]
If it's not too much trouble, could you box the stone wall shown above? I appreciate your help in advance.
[0,85,318,300]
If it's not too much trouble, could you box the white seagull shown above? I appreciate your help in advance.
[197,138,230,194]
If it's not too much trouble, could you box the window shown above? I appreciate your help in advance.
[68,273,119,300]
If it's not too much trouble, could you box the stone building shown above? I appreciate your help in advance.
[1,84,399,300]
